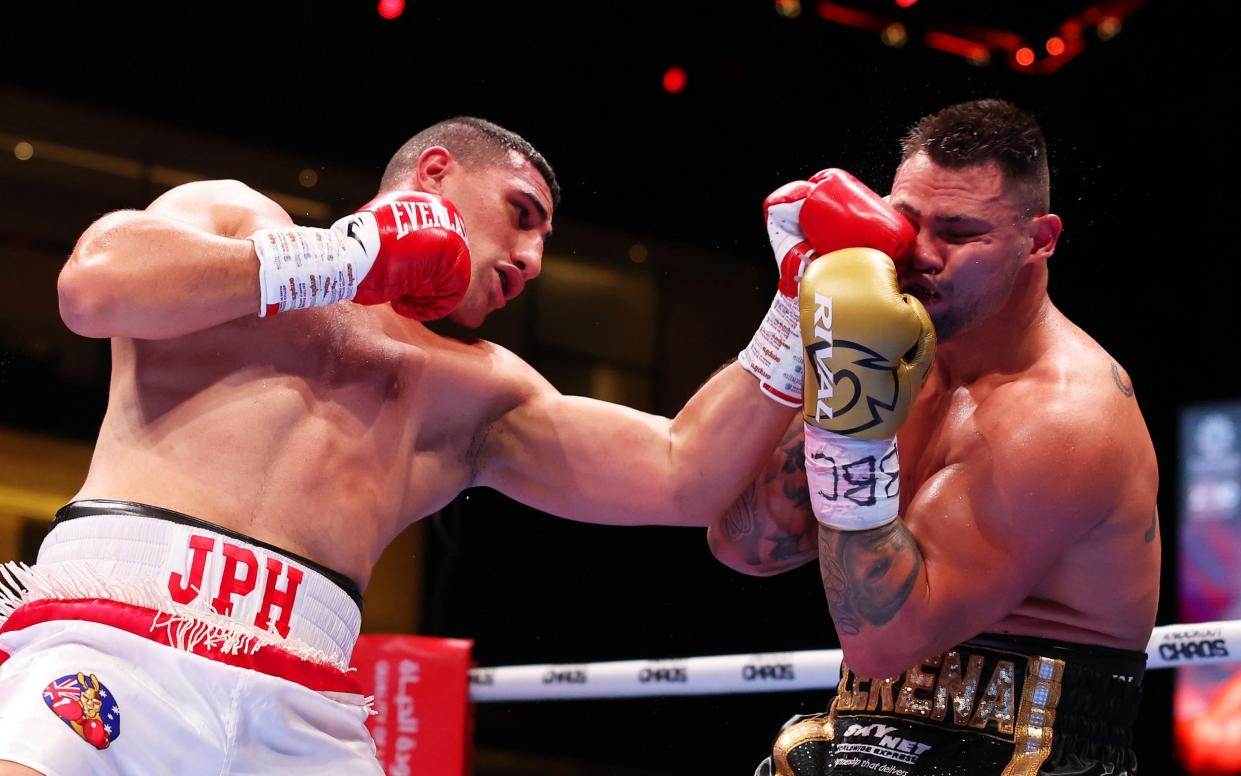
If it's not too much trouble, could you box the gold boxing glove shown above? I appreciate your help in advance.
[799,247,935,531]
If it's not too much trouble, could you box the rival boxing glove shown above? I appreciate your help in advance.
[799,247,935,531]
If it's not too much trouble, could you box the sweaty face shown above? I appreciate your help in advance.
[890,153,1035,342]
[438,150,554,328]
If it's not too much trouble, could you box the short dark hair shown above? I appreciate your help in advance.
[380,116,560,209]
[900,99,1049,214]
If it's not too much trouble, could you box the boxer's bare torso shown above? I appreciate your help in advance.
[76,300,517,588]
[894,310,1159,652]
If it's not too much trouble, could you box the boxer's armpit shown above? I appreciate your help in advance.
[818,520,922,635]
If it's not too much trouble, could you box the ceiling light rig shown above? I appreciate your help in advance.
[783,0,1146,75]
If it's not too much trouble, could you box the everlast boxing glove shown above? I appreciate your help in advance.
[250,191,471,321]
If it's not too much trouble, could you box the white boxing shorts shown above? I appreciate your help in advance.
[0,500,383,775]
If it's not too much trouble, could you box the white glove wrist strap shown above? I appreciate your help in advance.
[251,220,376,317]
[738,292,803,407]
[804,422,900,531]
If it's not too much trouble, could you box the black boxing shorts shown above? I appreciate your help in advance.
[755,633,1145,776]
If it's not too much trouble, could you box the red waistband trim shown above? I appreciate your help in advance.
[0,599,362,695]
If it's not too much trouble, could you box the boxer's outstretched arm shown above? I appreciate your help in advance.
[706,418,817,576]
[818,380,1157,678]
[472,354,798,528]
[58,180,288,339]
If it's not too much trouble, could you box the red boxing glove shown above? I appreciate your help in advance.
[344,191,472,320]
[763,180,818,299]
[252,191,471,321]
[799,168,915,271]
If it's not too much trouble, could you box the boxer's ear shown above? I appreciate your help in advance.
[1029,213,1062,262]
[415,147,455,194]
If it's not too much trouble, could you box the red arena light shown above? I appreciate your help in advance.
[378,0,404,20]
[1046,36,1066,56]
[1015,47,1036,66]
[895,0,918,7]
[662,66,687,94]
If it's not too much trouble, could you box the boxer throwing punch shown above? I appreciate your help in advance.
[0,116,924,774]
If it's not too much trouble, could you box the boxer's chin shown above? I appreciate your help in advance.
[447,299,487,329]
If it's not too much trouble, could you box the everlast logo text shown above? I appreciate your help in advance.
[742,663,795,681]
[638,667,688,683]
[1158,639,1229,662]
[389,201,467,241]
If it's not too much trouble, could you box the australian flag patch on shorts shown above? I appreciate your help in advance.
[42,671,121,749]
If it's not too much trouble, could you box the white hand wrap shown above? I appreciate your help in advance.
[738,293,804,407]
[804,422,900,531]
[250,214,378,317]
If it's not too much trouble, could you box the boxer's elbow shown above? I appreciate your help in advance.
[59,258,113,338]
[59,212,137,337]
[706,527,790,577]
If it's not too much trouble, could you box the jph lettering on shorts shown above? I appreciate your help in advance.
[165,533,305,637]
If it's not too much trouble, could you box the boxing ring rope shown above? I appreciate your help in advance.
[466,619,1241,702]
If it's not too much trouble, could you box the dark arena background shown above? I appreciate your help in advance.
[1,1,1237,773]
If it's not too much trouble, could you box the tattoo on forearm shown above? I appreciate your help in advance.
[1144,508,1158,544]
[722,483,758,541]
[714,423,817,572]
[768,533,808,562]
[1111,363,1134,398]
[818,521,922,636]
[776,428,812,512]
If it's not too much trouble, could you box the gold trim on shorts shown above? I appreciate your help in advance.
[1002,655,1065,776]
[772,711,836,776]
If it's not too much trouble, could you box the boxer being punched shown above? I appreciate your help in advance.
[711,100,1160,775]
[0,117,914,774]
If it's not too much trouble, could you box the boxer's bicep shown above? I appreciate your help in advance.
[909,421,1114,644]
[476,389,696,525]
[829,418,1117,676]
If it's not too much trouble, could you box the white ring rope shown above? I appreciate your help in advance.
[468,619,1241,703]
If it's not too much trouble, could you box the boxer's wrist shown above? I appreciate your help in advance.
[738,291,803,406]
[804,422,900,531]
[250,223,375,317]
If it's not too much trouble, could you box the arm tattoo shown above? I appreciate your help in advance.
[722,483,758,541]
[1144,508,1158,544]
[775,427,812,512]
[713,423,816,572]
[818,521,923,636]
[1111,363,1134,398]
